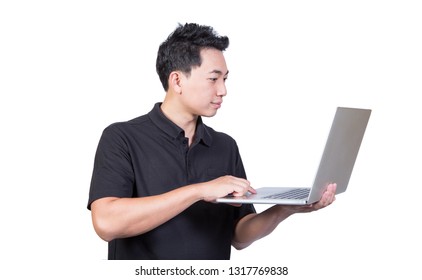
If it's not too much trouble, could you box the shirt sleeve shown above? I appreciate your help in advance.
[87,124,134,210]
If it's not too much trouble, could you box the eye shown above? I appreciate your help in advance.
[208,77,218,82]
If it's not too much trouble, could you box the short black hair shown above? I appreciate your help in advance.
[156,23,229,91]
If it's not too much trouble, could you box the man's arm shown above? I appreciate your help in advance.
[90,175,254,242]
[232,183,337,250]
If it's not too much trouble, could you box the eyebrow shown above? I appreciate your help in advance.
[209,70,229,76]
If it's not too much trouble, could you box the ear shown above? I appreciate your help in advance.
[168,71,182,94]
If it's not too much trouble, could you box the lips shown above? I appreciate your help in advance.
[211,100,222,106]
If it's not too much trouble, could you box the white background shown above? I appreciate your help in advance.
[1,0,421,279]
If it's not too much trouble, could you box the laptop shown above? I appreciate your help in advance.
[216,107,371,205]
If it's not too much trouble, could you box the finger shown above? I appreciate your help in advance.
[322,184,336,203]
[247,185,257,194]
[327,183,337,194]
[232,178,251,188]
[232,188,249,196]
[230,179,252,196]
[321,191,335,207]
[328,185,337,203]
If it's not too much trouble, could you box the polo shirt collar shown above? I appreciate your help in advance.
[148,102,212,147]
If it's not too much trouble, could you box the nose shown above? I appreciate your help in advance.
[217,81,227,97]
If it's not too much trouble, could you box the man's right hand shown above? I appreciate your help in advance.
[198,175,256,202]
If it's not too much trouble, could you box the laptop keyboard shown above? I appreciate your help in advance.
[263,188,310,200]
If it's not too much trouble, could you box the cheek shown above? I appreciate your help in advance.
[182,89,208,108]
[192,93,210,107]
[189,85,213,101]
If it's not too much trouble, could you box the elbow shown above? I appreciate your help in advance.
[232,240,252,251]
[94,226,114,242]
[90,197,122,242]
[92,214,115,242]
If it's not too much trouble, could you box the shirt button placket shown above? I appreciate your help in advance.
[182,138,190,183]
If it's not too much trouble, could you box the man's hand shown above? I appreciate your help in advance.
[280,183,337,214]
[199,175,256,202]
[232,183,337,250]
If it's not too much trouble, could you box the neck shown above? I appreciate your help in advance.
[160,99,198,144]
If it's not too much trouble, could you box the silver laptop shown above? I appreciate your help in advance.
[216,107,371,205]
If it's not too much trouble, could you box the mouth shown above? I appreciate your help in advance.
[211,100,223,108]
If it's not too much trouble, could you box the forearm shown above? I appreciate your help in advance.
[90,175,253,242]
[232,205,294,250]
[91,184,202,241]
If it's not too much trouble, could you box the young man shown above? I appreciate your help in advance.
[87,23,336,260]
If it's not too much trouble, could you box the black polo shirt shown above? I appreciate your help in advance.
[88,103,255,260]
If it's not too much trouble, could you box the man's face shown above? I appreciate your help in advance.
[179,48,228,117]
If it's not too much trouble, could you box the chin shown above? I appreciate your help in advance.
[201,110,218,118]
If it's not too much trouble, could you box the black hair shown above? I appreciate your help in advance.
[156,23,229,91]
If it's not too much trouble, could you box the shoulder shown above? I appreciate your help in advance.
[98,114,152,147]
[204,124,238,147]
[102,114,150,134]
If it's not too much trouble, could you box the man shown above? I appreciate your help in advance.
[87,23,336,260]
